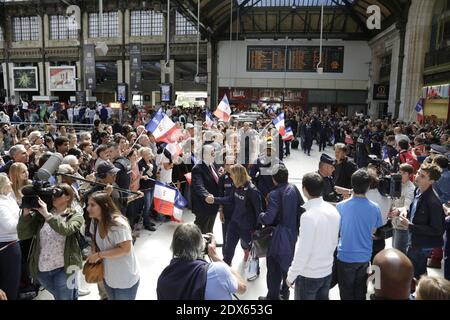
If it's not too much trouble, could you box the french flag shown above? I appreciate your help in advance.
[272,112,286,136]
[205,110,215,128]
[282,127,294,141]
[146,108,182,143]
[415,99,424,123]
[213,94,231,122]
[153,182,187,222]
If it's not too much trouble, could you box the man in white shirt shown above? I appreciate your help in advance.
[286,172,341,300]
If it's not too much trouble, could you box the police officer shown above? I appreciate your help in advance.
[207,164,263,266]
[318,154,342,203]
[249,142,283,207]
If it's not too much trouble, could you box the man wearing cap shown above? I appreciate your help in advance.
[318,154,341,203]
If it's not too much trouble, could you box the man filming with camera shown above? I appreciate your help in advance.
[157,223,246,300]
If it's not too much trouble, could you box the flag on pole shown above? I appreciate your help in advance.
[213,94,231,122]
[272,112,286,136]
[415,99,424,123]
[146,108,182,143]
[282,127,294,141]
[153,182,187,222]
[205,110,215,128]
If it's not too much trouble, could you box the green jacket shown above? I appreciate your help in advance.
[17,208,84,279]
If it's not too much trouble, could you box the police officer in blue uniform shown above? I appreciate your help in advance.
[218,156,236,248]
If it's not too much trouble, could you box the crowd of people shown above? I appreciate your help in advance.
[0,101,449,300]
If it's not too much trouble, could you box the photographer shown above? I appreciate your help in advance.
[16,184,84,300]
[366,168,393,261]
[157,223,246,300]
[389,164,416,254]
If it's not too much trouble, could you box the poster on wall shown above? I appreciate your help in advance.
[129,43,142,93]
[160,83,172,102]
[12,67,38,91]
[117,83,128,103]
[49,66,76,91]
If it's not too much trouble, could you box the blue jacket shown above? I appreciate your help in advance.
[249,156,283,200]
[191,162,220,216]
[218,173,235,220]
[434,169,450,204]
[258,183,302,272]
[214,182,263,231]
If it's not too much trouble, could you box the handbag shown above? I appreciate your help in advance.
[252,226,275,258]
[374,220,394,240]
[82,222,104,283]
[245,245,260,281]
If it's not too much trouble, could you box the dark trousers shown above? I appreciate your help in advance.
[371,239,386,263]
[445,223,450,280]
[284,141,291,156]
[407,246,433,279]
[294,274,332,300]
[223,221,252,265]
[194,214,217,234]
[127,197,144,230]
[266,256,289,300]
[0,241,21,300]
[222,218,231,249]
[337,260,369,300]
[319,138,327,152]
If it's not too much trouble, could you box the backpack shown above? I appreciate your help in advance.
[399,151,420,173]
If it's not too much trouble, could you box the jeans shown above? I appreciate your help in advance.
[294,274,332,300]
[336,260,369,300]
[37,267,78,300]
[392,229,409,255]
[142,189,154,227]
[407,246,433,279]
[104,279,140,300]
[266,256,289,300]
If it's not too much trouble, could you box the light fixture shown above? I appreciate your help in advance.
[291,0,297,10]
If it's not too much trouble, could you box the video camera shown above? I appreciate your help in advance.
[369,155,402,198]
[21,152,64,211]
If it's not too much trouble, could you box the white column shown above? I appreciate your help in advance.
[76,61,81,91]
[117,60,123,83]
[39,62,47,96]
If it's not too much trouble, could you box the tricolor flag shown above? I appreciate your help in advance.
[415,99,424,123]
[282,127,294,141]
[153,182,187,222]
[272,112,286,136]
[146,108,182,143]
[205,110,215,128]
[213,95,231,122]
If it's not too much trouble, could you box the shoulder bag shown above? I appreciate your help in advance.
[82,222,104,283]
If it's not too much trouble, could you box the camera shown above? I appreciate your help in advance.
[202,234,212,255]
[369,155,402,198]
[21,181,57,210]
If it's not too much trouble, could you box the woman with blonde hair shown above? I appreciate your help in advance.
[86,192,140,300]
[9,162,30,205]
[0,173,22,300]
[207,164,263,266]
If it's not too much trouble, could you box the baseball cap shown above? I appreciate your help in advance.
[430,144,447,155]
[96,162,120,177]
[186,123,194,129]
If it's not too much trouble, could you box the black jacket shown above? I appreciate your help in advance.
[191,162,220,216]
[334,157,357,189]
[407,187,445,248]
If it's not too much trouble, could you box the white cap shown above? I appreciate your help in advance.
[186,123,194,129]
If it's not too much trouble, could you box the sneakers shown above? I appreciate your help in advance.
[78,288,91,297]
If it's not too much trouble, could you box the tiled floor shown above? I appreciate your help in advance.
[35,144,444,300]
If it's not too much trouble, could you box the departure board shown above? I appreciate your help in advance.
[247,46,344,73]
